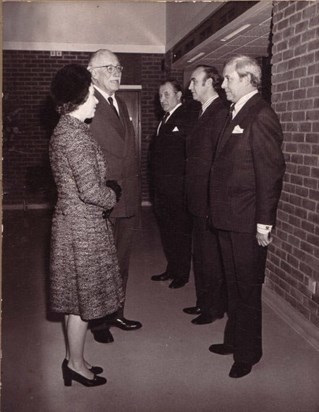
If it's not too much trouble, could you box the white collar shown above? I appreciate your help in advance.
[201,95,218,114]
[233,90,258,117]
[166,102,182,120]
[94,85,119,112]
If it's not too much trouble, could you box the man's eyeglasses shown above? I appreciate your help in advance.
[92,65,124,74]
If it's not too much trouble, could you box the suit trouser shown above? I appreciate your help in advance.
[217,230,267,365]
[154,194,192,281]
[111,215,139,317]
[90,214,138,331]
[192,216,227,317]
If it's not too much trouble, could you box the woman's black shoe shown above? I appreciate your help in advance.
[90,366,103,375]
[63,359,103,375]
[62,361,107,387]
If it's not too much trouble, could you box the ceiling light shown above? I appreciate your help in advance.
[187,52,205,63]
[221,24,251,41]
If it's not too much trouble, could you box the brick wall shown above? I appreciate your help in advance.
[269,1,319,328]
[3,50,182,205]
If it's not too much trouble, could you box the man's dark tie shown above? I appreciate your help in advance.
[222,103,235,130]
[227,103,235,122]
[215,104,235,154]
[108,96,119,118]
[158,112,169,133]
[162,112,170,123]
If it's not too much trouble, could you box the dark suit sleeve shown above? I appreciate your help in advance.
[250,107,286,225]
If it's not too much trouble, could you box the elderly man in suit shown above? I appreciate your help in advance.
[183,65,228,325]
[88,49,142,343]
[209,55,285,378]
[150,79,198,289]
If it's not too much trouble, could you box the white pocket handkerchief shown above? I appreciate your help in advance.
[172,126,179,132]
[232,125,244,134]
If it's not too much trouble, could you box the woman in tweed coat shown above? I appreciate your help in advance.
[49,64,124,387]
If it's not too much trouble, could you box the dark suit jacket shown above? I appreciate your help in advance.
[150,104,198,206]
[90,89,140,218]
[185,97,228,217]
[210,93,285,233]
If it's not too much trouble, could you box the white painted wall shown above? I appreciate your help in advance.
[3,1,224,53]
[3,1,166,52]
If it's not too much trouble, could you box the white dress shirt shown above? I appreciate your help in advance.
[156,103,182,135]
[94,85,120,114]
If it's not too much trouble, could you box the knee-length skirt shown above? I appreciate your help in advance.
[50,209,124,321]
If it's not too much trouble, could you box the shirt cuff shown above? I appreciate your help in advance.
[257,224,272,234]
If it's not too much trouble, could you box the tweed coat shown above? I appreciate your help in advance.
[49,115,124,321]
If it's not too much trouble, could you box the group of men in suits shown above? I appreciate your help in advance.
[85,48,285,378]
[151,56,285,378]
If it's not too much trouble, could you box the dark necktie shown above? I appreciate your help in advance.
[158,112,169,133]
[223,104,235,130]
[215,104,235,153]
[108,96,119,118]
[162,112,170,123]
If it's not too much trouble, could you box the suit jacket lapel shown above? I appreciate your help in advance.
[216,94,261,155]
[158,105,182,135]
[94,89,125,139]
[197,98,220,125]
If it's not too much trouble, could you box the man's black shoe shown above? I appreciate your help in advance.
[183,306,201,315]
[192,313,224,325]
[169,279,188,289]
[229,362,252,378]
[92,329,114,344]
[151,272,172,281]
[208,343,234,355]
[108,317,142,331]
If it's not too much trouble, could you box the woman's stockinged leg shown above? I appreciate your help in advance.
[65,314,93,379]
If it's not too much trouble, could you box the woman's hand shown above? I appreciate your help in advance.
[105,180,122,202]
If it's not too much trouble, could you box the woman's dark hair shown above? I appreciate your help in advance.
[50,64,92,115]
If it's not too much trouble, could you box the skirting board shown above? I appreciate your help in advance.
[3,203,52,210]
[4,202,152,210]
[263,286,319,351]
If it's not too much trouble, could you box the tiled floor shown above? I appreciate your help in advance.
[2,208,319,412]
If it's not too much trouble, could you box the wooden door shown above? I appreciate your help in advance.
[117,89,141,168]
[117,88,143,207]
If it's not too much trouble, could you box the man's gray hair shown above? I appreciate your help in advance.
[88,49,115,69]
[225,55,261,87]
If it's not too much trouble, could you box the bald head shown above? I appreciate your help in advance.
[88,49,122,95]
[88,49,117,69]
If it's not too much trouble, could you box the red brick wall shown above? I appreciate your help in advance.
[269,1,319,327]
[3,50,182,205]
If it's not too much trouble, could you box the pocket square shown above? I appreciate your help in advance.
[232,125,244,134]
[172,126,179,132]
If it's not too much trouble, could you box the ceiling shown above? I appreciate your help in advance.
[172,1,273,73]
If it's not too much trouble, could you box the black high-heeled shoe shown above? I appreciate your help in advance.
[63,359,103,375]
[62,361,107,387]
